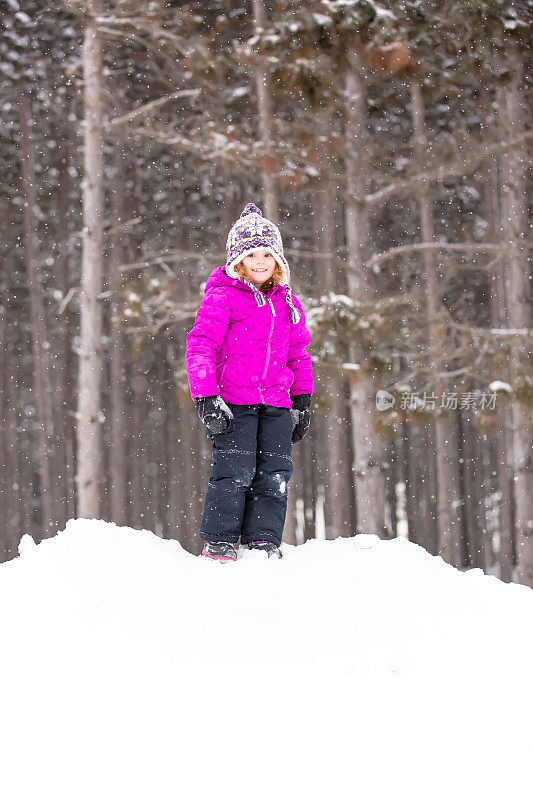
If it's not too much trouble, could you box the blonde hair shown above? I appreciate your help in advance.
[234,259,284,293]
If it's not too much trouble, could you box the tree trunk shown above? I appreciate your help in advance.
[0,303,8,558]
[403,418,439,554]
[5,361,24,559]
[165,385,177,540]
[397,248,438,553]
[456,408,488,569]
[174,219,205,554]
[285,448,300,545]
[109,136,128,524]
[77,5,104,517]
[481,81,514,581]
[55,88,77,526]
[314,114,355,538]
[344,59,387,537]
[18,91,55,540]
[252,0,278,223]
[130,368,147,529]
[384,436,397,539]
[496,51,533,587]
[165,380,185,540]
[410,80,463,566]
[151,359,167,536]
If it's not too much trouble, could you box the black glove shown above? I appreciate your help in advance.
[195,395,233,435]
[290,393,312,443]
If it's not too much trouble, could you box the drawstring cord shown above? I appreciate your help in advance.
[240,278,301,324]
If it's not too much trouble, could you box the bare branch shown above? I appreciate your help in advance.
[364,241,505,272]
[449,321,532,338]
[105,217,143,236]
[130,125,211,158]
[362,131,533,208]
[108,90,200,128]
[57,286,79,315]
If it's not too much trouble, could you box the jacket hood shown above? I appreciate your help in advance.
[204,266,301,324]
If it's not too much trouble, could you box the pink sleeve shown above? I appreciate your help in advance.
[287,295,314,397]
[185,288,230,402]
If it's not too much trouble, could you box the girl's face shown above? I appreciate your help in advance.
[241,249,277,287]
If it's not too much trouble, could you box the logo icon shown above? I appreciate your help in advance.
[376,390,395,411]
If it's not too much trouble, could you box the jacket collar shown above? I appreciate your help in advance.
[205,266,300,324]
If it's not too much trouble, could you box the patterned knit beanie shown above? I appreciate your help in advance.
[225,203,301,324]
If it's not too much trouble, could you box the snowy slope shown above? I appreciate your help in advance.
[1,519,532,800]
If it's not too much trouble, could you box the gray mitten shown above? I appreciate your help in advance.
[195,395,234,435]
[290,394,312,443]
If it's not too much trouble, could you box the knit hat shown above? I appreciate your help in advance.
[225,203,301,324]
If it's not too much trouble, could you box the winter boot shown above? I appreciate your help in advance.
[201,541,238,563]
[245,541,283,559]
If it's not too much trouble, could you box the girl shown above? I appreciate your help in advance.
[185,202,313,562]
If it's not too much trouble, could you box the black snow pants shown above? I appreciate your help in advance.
[199,403,294,548]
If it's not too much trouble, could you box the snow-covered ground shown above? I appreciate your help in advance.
[1,519,532,800]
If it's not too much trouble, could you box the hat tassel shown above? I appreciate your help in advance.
[284,285,301,324]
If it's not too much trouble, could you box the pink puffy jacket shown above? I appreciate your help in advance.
[185,266,313,409]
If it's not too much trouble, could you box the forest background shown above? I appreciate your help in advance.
[1,0,531,585]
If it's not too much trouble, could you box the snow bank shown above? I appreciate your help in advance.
[1,519,532,800]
